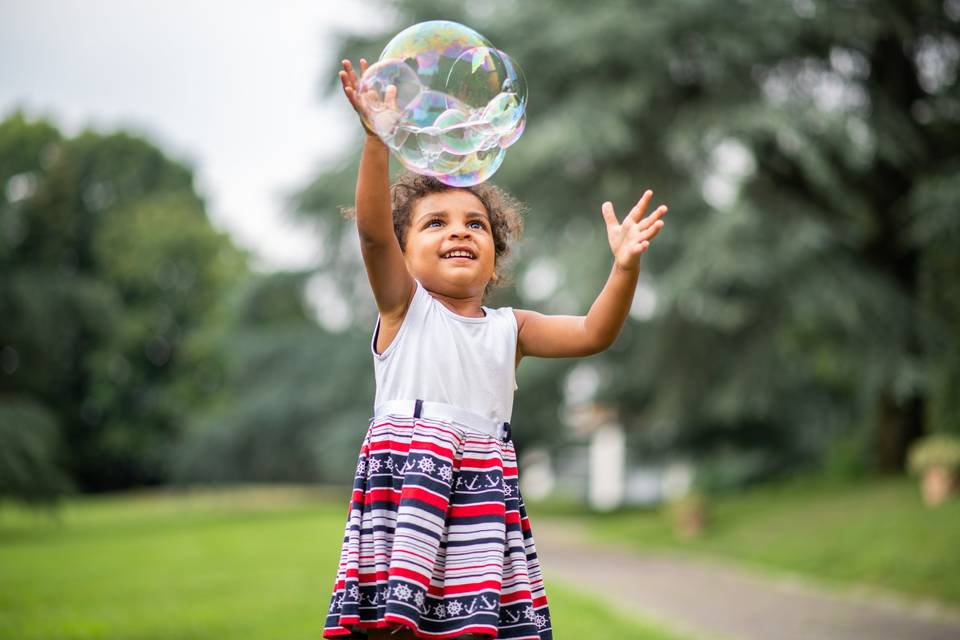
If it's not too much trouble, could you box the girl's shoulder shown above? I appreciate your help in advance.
[511,307,535,330]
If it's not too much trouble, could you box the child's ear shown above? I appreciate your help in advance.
[491,271,499,282]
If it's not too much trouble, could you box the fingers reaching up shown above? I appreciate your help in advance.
[339,58,369,110]
[339,58,378,135]
[626,190,655,224]
[602,189,668,269]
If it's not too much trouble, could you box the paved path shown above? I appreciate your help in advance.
[532,517,960,640]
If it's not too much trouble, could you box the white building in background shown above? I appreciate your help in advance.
[566,403,625,511]
[539,401,695,510]
[588,422,626,511]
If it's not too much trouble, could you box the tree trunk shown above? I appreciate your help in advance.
[875,392,925,472]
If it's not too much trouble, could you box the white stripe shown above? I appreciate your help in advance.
[375,399,509,440]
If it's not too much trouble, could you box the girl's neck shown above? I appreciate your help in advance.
[427,288,487,318]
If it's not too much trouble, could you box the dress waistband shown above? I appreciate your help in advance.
[373,399,512,442]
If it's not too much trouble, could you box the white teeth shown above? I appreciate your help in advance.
[444,251,474,259]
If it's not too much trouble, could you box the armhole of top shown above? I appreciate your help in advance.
[504,306,519,340]
[509,308,522,358]
[371,280,425,361]
[504,307,519,390]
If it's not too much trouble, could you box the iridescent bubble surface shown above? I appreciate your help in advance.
[357,20,527,186]
[356,60,422,141]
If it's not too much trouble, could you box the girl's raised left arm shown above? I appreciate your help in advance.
[514,190,666,359]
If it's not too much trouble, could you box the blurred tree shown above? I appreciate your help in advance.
[295,0,960,483]
[170,271,375,485]
[0,112,246,495]
[0,399,74,508]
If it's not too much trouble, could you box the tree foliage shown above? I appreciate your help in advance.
[170,271,376,486]
[0,112,247,497]
[295,0,960,484]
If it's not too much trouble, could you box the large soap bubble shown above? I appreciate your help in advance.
[357,20,527,186]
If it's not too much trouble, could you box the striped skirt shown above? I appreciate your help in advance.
[322,404,553,639]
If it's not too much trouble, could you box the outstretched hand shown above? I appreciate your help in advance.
[339,59,375,136]
[601,190,667,271]
[339,59,399,138]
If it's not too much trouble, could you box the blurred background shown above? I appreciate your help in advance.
[2,1,959,639]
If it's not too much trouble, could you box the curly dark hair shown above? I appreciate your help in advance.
[343,173,525,297]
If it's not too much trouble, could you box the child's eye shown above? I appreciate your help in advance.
[468,221,485,230]
[427,219,443,228]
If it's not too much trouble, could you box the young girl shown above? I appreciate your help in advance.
[323,59,667,640]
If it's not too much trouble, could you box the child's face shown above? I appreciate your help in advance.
[403,189,496,299]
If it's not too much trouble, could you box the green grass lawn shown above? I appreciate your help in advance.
[0,485,685,640]
[533,475,960,605]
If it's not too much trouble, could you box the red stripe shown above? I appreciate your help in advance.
[359,487,399,504]
[499,589,533,604]
[369,439,410,453]
[449,502,505,518]
[426,578,502,596]
[356,570,390,582]
[438,561,502,572]
[401,485,450,511]
[459,457,508,470]
[389,566,431,587]
[411,440,457,458]
[390,547,437,568]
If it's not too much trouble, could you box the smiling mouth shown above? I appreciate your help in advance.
[442,250,476,260]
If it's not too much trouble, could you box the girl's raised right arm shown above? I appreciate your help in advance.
[339,59,415,319]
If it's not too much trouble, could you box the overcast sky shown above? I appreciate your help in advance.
[0,0,383,270]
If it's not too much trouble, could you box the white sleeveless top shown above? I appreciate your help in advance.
[371,280,519,424]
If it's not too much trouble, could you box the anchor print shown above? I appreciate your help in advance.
[464,597,479,614]
[484,474,501,488]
